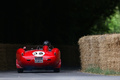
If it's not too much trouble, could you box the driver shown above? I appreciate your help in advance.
[43,41,53,51]
[43,41,51,46]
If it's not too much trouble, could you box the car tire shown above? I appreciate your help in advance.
[54,68,60,72]
[17,68,23,73]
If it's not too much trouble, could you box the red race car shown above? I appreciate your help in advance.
[16,41,61,73]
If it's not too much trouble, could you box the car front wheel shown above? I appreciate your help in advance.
[17,68,23,73]
[54,68,60,72]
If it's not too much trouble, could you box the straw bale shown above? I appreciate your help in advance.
[78,34,120,71]
[0,45,7,70]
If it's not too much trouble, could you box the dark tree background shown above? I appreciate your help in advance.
[0,0,119,45]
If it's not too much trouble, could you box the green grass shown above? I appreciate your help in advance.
[103,69,120,75]
[85,66,102,74]
[85,66,120,75]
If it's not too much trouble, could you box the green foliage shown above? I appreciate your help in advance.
[107,7,120,33]
[103,69,118,75]
[1,0,119,44]
[90,7,120,34]
[90,20,110,34]
[85,65,120,75]
[85,66,102,74]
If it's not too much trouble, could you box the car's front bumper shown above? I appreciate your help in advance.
[16,55,60,69]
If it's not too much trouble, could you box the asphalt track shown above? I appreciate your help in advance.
[0,68,120,80]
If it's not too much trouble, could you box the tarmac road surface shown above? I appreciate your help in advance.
[0,68,120,80]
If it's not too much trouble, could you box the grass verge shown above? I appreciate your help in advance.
[85,66,120,75]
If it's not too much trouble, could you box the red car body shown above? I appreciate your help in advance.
[16,45,61,73]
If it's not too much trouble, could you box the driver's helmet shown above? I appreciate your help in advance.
[43,41,51,46]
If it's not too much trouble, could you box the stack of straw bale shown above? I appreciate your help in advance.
[78,34,120,71]
[0,44,7,70]
[0,44,23,70]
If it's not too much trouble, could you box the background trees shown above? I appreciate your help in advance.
[0,0,119,45]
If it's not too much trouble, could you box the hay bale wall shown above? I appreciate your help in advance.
[78,34,120,71]
[0,44,79,71]
[0,44,23,70]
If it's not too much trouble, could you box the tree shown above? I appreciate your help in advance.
[0,0,119,44]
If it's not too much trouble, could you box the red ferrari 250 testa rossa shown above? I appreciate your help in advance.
[16,41,61,73]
